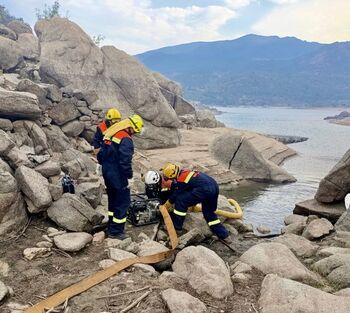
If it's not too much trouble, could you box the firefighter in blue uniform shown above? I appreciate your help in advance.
[98,114,144,240]
[93,108,121,155]
[160,162,230,241]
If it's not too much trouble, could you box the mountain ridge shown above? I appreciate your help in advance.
[137,34,350,107]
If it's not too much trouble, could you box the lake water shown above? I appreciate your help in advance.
[215,107,349,233]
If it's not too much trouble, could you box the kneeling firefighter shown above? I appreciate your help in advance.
[98,114,144,240]
[160,162,230,241]
[93,107,122,156]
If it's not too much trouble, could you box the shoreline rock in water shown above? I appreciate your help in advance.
[324,111,350,126]
[265,134,308,144]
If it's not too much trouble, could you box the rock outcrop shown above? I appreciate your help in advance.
[315,149,350,203]
[209,132,296,183]
[259,274,350,313]
[294,198,345,223]
[240,242,320,284]
[34,17,181,149]
[0,88,41,120]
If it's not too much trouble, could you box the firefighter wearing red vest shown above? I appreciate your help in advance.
[98,114,144,240]
[160,162,230,241]
[93,108,122,155]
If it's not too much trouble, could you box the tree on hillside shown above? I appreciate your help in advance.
[36,0,61,20]
[0,4,23,24]
[92,34,105,47]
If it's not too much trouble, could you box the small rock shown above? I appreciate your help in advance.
[99,259,116,270]
[302,218,334,240]
[178,229,205,249]
[281,221,306,235]
[23,247,51,260]
[36,241,53,248]
[284,214,308,225]
[0,260,10,277]
[158,271,186,287]
[133,263,158,277]
[138,232,150,241]
[42,234,53,242]
[93,231,105,243]
[54,232,93,252]
[161,288,207,313]
[231,273,251,284]
[257,225,271,234]
[307,215,319,224]
[0,280,8,301]
[6,302,30,311]
[125,242,140,254]
[105,237,132,250]
[47,227,59,234]
[48,230,67,237]
[137,240,171,270]
[156,229,168,241]
[317,247,350,257]
[230,261,252,274]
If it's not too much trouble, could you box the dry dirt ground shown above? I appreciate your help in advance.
[0,215,264,313]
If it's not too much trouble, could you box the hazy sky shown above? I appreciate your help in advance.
[2,0,350,54]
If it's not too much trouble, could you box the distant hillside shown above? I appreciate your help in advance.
[137,35,350,107]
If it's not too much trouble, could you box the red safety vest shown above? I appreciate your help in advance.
[98,121,108,134]
[104,130,130,146]
[177,170,198,183]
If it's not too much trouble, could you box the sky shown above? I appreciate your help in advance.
[2,0,350,54]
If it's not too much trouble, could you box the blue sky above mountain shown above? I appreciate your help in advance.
[2,0,349,54]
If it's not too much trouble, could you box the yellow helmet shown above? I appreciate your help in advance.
[161,162,180,180]
[128,114,144,133]
[106,108,121,121]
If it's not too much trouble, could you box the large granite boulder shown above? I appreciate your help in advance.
[0,36,22,71]
[196,109,223,128]
[47,193,103,232]
[15,166,52,212]
[172,245,233,299]
[315,149,350,203]
[274,234,319,258]
[6,20,33,35]
[302,218,334,240]
[35,17,180,149]
[43,125,70,152]
[313,254,350,288]
[335,210,350,232]
[0,87,41,120]
[16,79,48,107]
[259,274,350,313]
[13,120,48,153]
[17,33,40,60]
[0,170,27,236]
[76,182,104,209]
[210,132,296,183]
[0,24,17,40]
[240,242,320,284]
[294,198,345,223]
[48,97,81,125]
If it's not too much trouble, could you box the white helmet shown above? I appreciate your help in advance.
[144,170,161,185]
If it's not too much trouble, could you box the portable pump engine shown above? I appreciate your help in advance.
[127,171,168,226]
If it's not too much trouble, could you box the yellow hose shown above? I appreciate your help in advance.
[189,198,243,219]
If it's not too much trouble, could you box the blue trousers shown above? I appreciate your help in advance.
[171,184,229,239]
[106,187,130,235]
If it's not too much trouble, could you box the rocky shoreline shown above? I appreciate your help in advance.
[324,111,350,126]
[0,16,349,313]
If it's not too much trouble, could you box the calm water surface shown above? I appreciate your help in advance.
[216,107,349,233]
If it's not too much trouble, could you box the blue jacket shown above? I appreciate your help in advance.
[98,130,134,189]
[169,170,218,203]
[93,120,111,149]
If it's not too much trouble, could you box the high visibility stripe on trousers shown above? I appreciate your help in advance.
[208,219,221,226]
[109,211,126,223]
[173,209,187,217]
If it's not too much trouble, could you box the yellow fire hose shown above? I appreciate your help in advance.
[24,198,242,312]
[24,206,178,313]
[190,198,243,219]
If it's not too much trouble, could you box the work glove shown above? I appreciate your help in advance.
[164,200,173,211]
